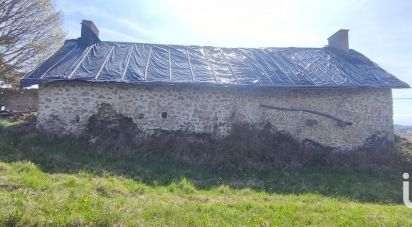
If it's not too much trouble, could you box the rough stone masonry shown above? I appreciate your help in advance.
[37,81,393,149]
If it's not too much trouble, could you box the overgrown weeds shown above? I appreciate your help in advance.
[1,116,412,204]
[3,113,412,172]
[86,108,412,171]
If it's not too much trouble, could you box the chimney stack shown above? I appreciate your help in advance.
[327,29,349,51]
[80,20,100,45]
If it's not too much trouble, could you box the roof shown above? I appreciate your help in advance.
[21,39,409,89]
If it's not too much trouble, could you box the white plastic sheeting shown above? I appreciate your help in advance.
[21,39,409,88]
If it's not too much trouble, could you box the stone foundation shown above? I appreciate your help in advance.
[37,82,394,149]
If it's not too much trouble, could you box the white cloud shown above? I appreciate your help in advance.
[160,0,331,47]
[57,0,155,41]
[116,18,152,36]
[57,0,110,17]
[100,28,142,42]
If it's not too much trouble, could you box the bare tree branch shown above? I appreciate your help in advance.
[0,0,65,87]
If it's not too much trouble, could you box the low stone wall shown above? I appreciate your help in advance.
[0,89,38,112]
[37,82,394,149]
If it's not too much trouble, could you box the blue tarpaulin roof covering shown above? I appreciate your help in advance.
[21,39,409,88]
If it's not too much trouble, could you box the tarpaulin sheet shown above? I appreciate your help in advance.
[21,39,409,88]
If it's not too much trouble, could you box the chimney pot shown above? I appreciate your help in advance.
[327,29,349,51]
[81,20,100,45]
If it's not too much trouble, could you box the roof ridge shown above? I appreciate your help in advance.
[64,39,326,50]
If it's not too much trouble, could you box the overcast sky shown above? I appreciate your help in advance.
[55,0,412,125]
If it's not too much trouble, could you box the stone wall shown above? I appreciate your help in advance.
[0,89,38,112]
[37,82,394,149]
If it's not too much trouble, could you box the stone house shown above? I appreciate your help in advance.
[21,20,409,149]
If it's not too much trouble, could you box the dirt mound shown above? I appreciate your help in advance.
[87,103,142,152]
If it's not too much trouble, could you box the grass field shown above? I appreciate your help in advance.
[1,119,412,226]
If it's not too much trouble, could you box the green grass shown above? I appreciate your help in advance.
[0,120,24,127]
[1,119,412,226]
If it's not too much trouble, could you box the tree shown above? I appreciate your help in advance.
[0,0,65,87]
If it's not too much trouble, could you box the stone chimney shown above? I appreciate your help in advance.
[80,20,100,45]
[327,29,349,51]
